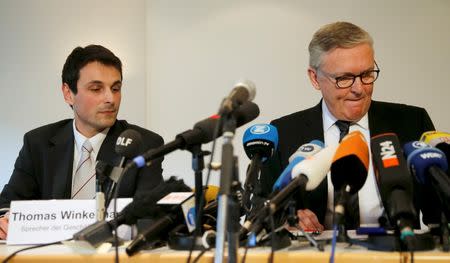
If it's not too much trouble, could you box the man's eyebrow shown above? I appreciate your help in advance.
[86,80,122,86]
[112,80,122,86]
[335,67,376,77]
[86,80,104,85]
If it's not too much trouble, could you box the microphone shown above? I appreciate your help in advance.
[219,80,256,115]
[241,143,338,240]
[403,141,450,221]
[371,133,416,239]
[97,129,145,212]
[242,123,279,211]
[129,101,260,169]
[420,131,450,169]
[330,131,369,226]
[272,140,324,191]
[73,177,191,248]
[127,184,222,255]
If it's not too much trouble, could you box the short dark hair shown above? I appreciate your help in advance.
[62,44,122,94]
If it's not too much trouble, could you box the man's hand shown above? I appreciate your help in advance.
[0,212,9,240]
[297,209,324,232]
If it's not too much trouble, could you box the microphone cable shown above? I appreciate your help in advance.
[268,212,276,263]
[2,238,71,263]
[110,164,133,263]
[329,224,338,263]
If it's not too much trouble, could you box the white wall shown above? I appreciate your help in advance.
[0,0,148,187]
[146,0,450,187]
[1,0,449,190]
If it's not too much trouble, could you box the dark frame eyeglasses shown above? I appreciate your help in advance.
[320,61,380,89]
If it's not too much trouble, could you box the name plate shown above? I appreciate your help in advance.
[7,198,132,245]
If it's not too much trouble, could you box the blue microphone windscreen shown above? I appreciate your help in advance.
[243,124,279,149]
[403,141,431,158]
[272,156,304,191]
[406,147,448,185]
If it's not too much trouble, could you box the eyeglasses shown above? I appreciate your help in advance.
[318,61,380,89]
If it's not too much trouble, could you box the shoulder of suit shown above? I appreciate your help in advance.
[370,100,427,114]
[24,119,73,138]
[271,103,321,127]
[115,119,164,145]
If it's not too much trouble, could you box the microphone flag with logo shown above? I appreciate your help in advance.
[371,133,416,236]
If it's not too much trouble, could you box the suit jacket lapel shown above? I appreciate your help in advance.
[49,121,74,199]
[368,101,390,137]
[304,101,324,142]
[299,101,328,220]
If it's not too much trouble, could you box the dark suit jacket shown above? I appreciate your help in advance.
[0,119,164,209]
[257,100,436,226]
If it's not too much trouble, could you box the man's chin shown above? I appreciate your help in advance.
[97,118,117,129]
[344,109,367,122]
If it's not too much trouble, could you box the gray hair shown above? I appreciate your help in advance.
[308,21,374,69]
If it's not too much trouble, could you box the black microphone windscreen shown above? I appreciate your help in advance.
[331,155,368,194]
[371,133,416,225]
[95,160,114,184]
[330,131,369,193]
[193,101,260,143]
[115,129,144,158]
[371,133,412,197]
[123,177,192,225]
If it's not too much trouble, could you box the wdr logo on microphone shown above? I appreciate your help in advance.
[250,124,271,135]
[379,140,399,168]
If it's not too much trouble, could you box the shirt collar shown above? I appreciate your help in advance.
[72,119,109,155]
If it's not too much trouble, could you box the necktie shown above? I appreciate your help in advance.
[72,140,95,199]
[334,120,360,229]
[335,120,351,143]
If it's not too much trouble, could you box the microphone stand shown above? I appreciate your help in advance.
[227,157,241,262]
[242,154,261,213]
[215,115,238,263]
[167,143,210,250]
[440,213,450,251]
[333,186,351,243]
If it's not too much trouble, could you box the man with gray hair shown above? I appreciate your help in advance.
[256,22,435,231]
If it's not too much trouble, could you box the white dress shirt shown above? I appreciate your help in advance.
[321,102,385,229]
[71,120,109,192]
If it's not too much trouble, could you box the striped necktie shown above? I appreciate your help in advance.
[72,140,95,199]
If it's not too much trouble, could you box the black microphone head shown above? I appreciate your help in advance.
[190,101,260,144]
[371,133,412,198]
[123,176,192,225]
[330,131,369,194]
[115,129,144,159]
[371,133,416,226]
[95,160,114,184]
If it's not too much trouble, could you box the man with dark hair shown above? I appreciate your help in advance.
[257,22,435,231]
[0,45,164,239]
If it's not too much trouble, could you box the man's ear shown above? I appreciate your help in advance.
[307,67,321,91]
[62,83,74,106]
